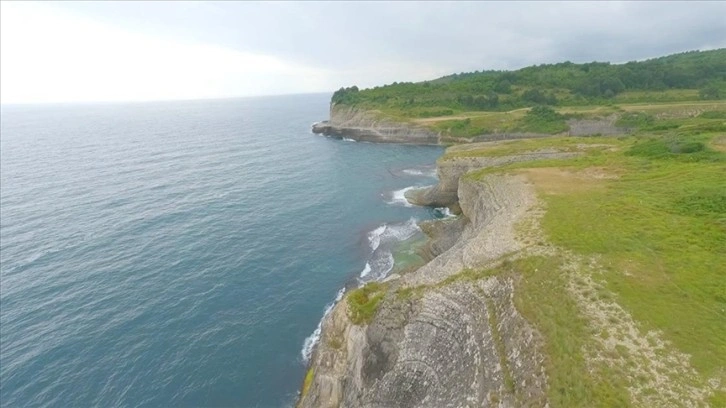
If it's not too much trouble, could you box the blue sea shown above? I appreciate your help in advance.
[0,94,444,407]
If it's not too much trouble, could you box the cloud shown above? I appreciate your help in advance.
[0,2,330,103]
[2,1,725,103]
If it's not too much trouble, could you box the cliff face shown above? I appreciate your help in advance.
[405,148,581,209]
[297,150,566,407]
[312,105,627,146]
[312,104,441,145]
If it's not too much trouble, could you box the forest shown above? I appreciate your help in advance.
[331,49,726,116]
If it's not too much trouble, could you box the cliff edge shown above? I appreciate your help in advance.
[312,104,440,145]
[297,146,581,407]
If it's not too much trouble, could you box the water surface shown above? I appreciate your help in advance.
[0,94,443,407]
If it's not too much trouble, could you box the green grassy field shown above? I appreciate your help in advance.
[334,92,726,405]
[450,128,725,406]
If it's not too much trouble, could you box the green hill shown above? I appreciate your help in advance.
[332,49,726,118]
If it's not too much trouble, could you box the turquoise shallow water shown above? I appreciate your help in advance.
[0,94,443,407]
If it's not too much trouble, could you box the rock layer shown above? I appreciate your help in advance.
[405,148,580,209]
[298,151,554,407]
[312,106,627,145]
[312,105,440,145]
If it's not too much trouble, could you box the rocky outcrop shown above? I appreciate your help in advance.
[300,276,547,408]
[567,114,626,136]
[406,147,581,209]
[313,105,628,145]
[312,105,440,145]
[418,216,467,260]
[298,150,556,407]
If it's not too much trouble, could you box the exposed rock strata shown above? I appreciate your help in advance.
[406,148,581,209]
[298,151,555,407]
[312,106,627,145]
[567,114,626,136]
[312,105,440,144]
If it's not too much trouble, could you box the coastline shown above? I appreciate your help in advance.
[298,102,725,407]
[296,136,581,407]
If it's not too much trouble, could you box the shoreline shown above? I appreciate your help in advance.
[296,139,576,407]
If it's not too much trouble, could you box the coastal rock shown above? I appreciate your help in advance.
[298,158,552,407]
[417,216,468,260]
[312,105,440,145]
[405,146,580,208]
[567,114,626,136]
[313,106,627,145]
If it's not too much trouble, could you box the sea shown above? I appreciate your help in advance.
[0,93,445,407]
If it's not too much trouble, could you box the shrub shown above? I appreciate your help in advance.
[347,282,385,324]
[616,112,655,128]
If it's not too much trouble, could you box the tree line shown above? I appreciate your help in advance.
[331,49,725,114]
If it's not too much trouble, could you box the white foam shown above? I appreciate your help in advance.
[370,251,395,281]
[301,287,346,363]
[402,168,438,178]
[368,225,387,251]
[342,137,357,142]
[435,207,455,218]
[359,262,372,278]
[387,186,417,207]
[302,218,420,362]
[384,217,420,241]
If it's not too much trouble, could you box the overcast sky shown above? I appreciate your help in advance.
[2,1,725,104]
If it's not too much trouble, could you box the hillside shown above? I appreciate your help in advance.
[301,49,726,407]
[333,49,726,116]
[301,122,726,408]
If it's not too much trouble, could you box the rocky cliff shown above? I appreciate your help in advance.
[405,148,581,210]
[312,104,440,144]
[312,105,627,146]
[296,145,585,407]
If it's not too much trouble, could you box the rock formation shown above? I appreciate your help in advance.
[297,144,583,407]
[312,105,440,145]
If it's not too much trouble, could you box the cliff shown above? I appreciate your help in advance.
[312,104,441,144]
[299,130,724,406]
[313,104,628,146]
[297,147,580,407]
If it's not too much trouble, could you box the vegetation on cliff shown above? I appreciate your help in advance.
[329,49,726,138]
[303,50,726,407]
[346,282,386,325]
[454,126,726,406]
[333,49,726,115]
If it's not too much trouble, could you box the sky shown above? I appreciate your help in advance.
[1,1,725,104]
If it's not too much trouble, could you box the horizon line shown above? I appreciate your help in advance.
[0,90,334,107]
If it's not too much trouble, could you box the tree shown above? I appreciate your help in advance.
[699,86,720,100]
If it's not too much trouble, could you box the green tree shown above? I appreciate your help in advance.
[699,86,720,100]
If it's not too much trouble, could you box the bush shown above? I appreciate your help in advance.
[332,86,360,104]
[625,136,721,162]
[519,106,568,133]
[347,282,385,324]
[616,112,655,128]
[699,86,720,100]
[698,111,726,119]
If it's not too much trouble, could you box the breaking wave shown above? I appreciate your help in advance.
[301,287,346,363]
[300,218,420,362]
[386,186,417,207]
[402,167,437,178]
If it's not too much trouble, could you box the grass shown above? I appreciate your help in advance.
[441,134,623,162]
[436,128,725,404]
[336,106,725,404]
[511,256,633,407]
[399,257,633,407]
[425,106,570,138]
[301,367,315,398]
[485,297,515,394]
[347,282,386,325]
[404,99,726,139]
[539,141,726,381]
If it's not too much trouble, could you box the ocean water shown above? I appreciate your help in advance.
[0,94,443,407]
